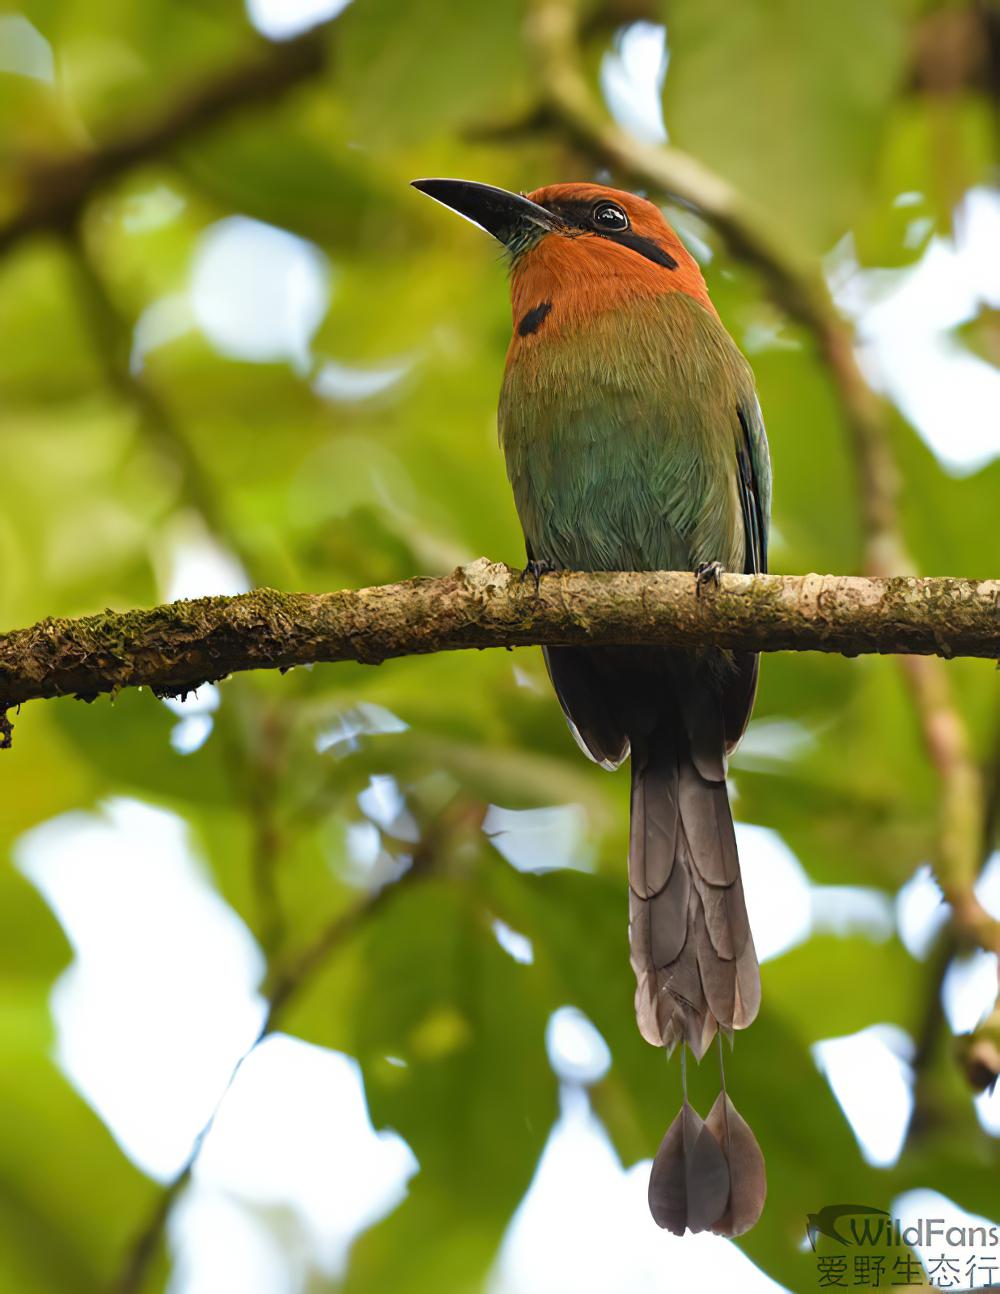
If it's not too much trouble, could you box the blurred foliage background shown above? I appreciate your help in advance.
[0,1,998,1291]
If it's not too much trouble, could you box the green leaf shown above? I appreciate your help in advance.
[661,0,911,252]
[291,875,558,1293]
[0,997,157,1293]
[338,0,529,143]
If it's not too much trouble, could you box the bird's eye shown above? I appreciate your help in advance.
[592,201,629,232]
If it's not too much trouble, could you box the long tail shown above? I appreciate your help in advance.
[628,721,759,1053]
[628,719,765,1236]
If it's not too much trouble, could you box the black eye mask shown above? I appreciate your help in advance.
[544,198,679,271]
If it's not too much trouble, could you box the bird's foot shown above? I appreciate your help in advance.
[695,561,725,596]
[520,557,555,593]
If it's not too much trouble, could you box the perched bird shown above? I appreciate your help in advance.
[412,178,770,1236]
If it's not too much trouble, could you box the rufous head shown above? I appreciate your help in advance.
[411,178,714,332]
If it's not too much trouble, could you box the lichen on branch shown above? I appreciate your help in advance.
[1,561,997,719]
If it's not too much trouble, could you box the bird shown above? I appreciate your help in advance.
[412,177,771,1237]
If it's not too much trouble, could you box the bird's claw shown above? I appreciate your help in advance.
[520,557,554,593]
[695,561,725,596]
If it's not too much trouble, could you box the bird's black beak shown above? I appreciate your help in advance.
[411,178,560,252]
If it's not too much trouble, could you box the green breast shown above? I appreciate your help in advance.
[498,292,754,574]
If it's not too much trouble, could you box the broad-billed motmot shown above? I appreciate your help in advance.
[412,178,771,1237]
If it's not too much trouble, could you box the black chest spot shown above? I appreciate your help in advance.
[518,301,552,336]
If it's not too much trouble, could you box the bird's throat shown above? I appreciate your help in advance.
[508,231,715,349]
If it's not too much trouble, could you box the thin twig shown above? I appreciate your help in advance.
[904,934,956,1145]
[0,28,329,256]
[112,1173,190,1294]
[110,888,398,1293]
[905,715,1000,1145]
[110,891,382,1294]
[244,705,290,958]
[109,796,473,1294]
[64,236,254,571]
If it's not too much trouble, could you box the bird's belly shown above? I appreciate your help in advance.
[504,417,740,575]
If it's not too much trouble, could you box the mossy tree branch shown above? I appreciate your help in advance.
[1,562,998,721]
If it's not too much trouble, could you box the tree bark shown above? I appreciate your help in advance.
[1,561,997,723]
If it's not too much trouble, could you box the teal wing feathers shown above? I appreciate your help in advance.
[724,394,771,750]
[736,396,770,576]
